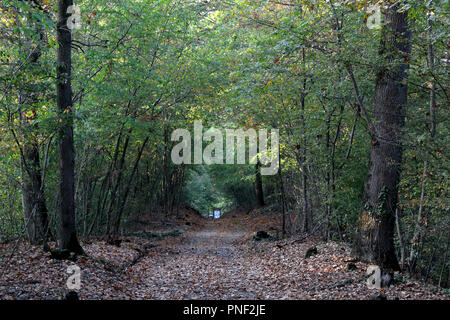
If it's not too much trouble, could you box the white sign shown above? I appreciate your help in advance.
[213,210,221,219]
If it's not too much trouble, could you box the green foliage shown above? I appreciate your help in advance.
[182,166,236,216]
[0,0,448,286]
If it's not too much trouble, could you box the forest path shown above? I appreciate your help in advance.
[1,210,447,300]
[121,211,449,300]
[129,218,260,299]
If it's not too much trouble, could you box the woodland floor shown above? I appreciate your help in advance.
[0,206,448,300]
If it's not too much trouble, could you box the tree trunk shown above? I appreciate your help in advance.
[395,207,406,269]
[299,45,310,233]
[278,147,286,237]
[21,142,50,245]
[409,162,428,273]
[300,92,309,233]
[105,132,131,235]
[354,3,411,270]
[255,158,265,207]
[56,0,83,254]
[111,137,150,238]
[19,9,50,246]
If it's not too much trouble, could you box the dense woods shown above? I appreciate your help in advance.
[0,0,448,298]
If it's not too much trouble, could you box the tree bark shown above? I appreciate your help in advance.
[395,207,406,269]
[19,8,50,246]
[21,142,50,245]
[255,158,265,207]
[56,0,83,254]
[300,94,309,233]
[354,3,411,270]
[278,147,286,237]
[299,45,310,233]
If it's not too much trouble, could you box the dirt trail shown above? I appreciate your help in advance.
[1,211,448,300]
[125,213,449,300]
[130,219,259,299]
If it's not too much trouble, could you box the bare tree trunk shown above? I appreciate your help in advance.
[175,165,185,218]
[330,106,344,241]
[105,132,131,235]
[354,3,411,270]
[298,47,310,232]
[21,142,50,245]
[88,127,124,236]
[409,162,428,273]
[428,17,436,139]
[424,230,442,282]
[300,94,309,233]
[438,236,449,287]
[56,0,83,254]
[162,124,169,217]
[111,137,149,239]
[324,110,332,240]
[395,207,406,269]
[255,158,265,207]
[278,147,286,237]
